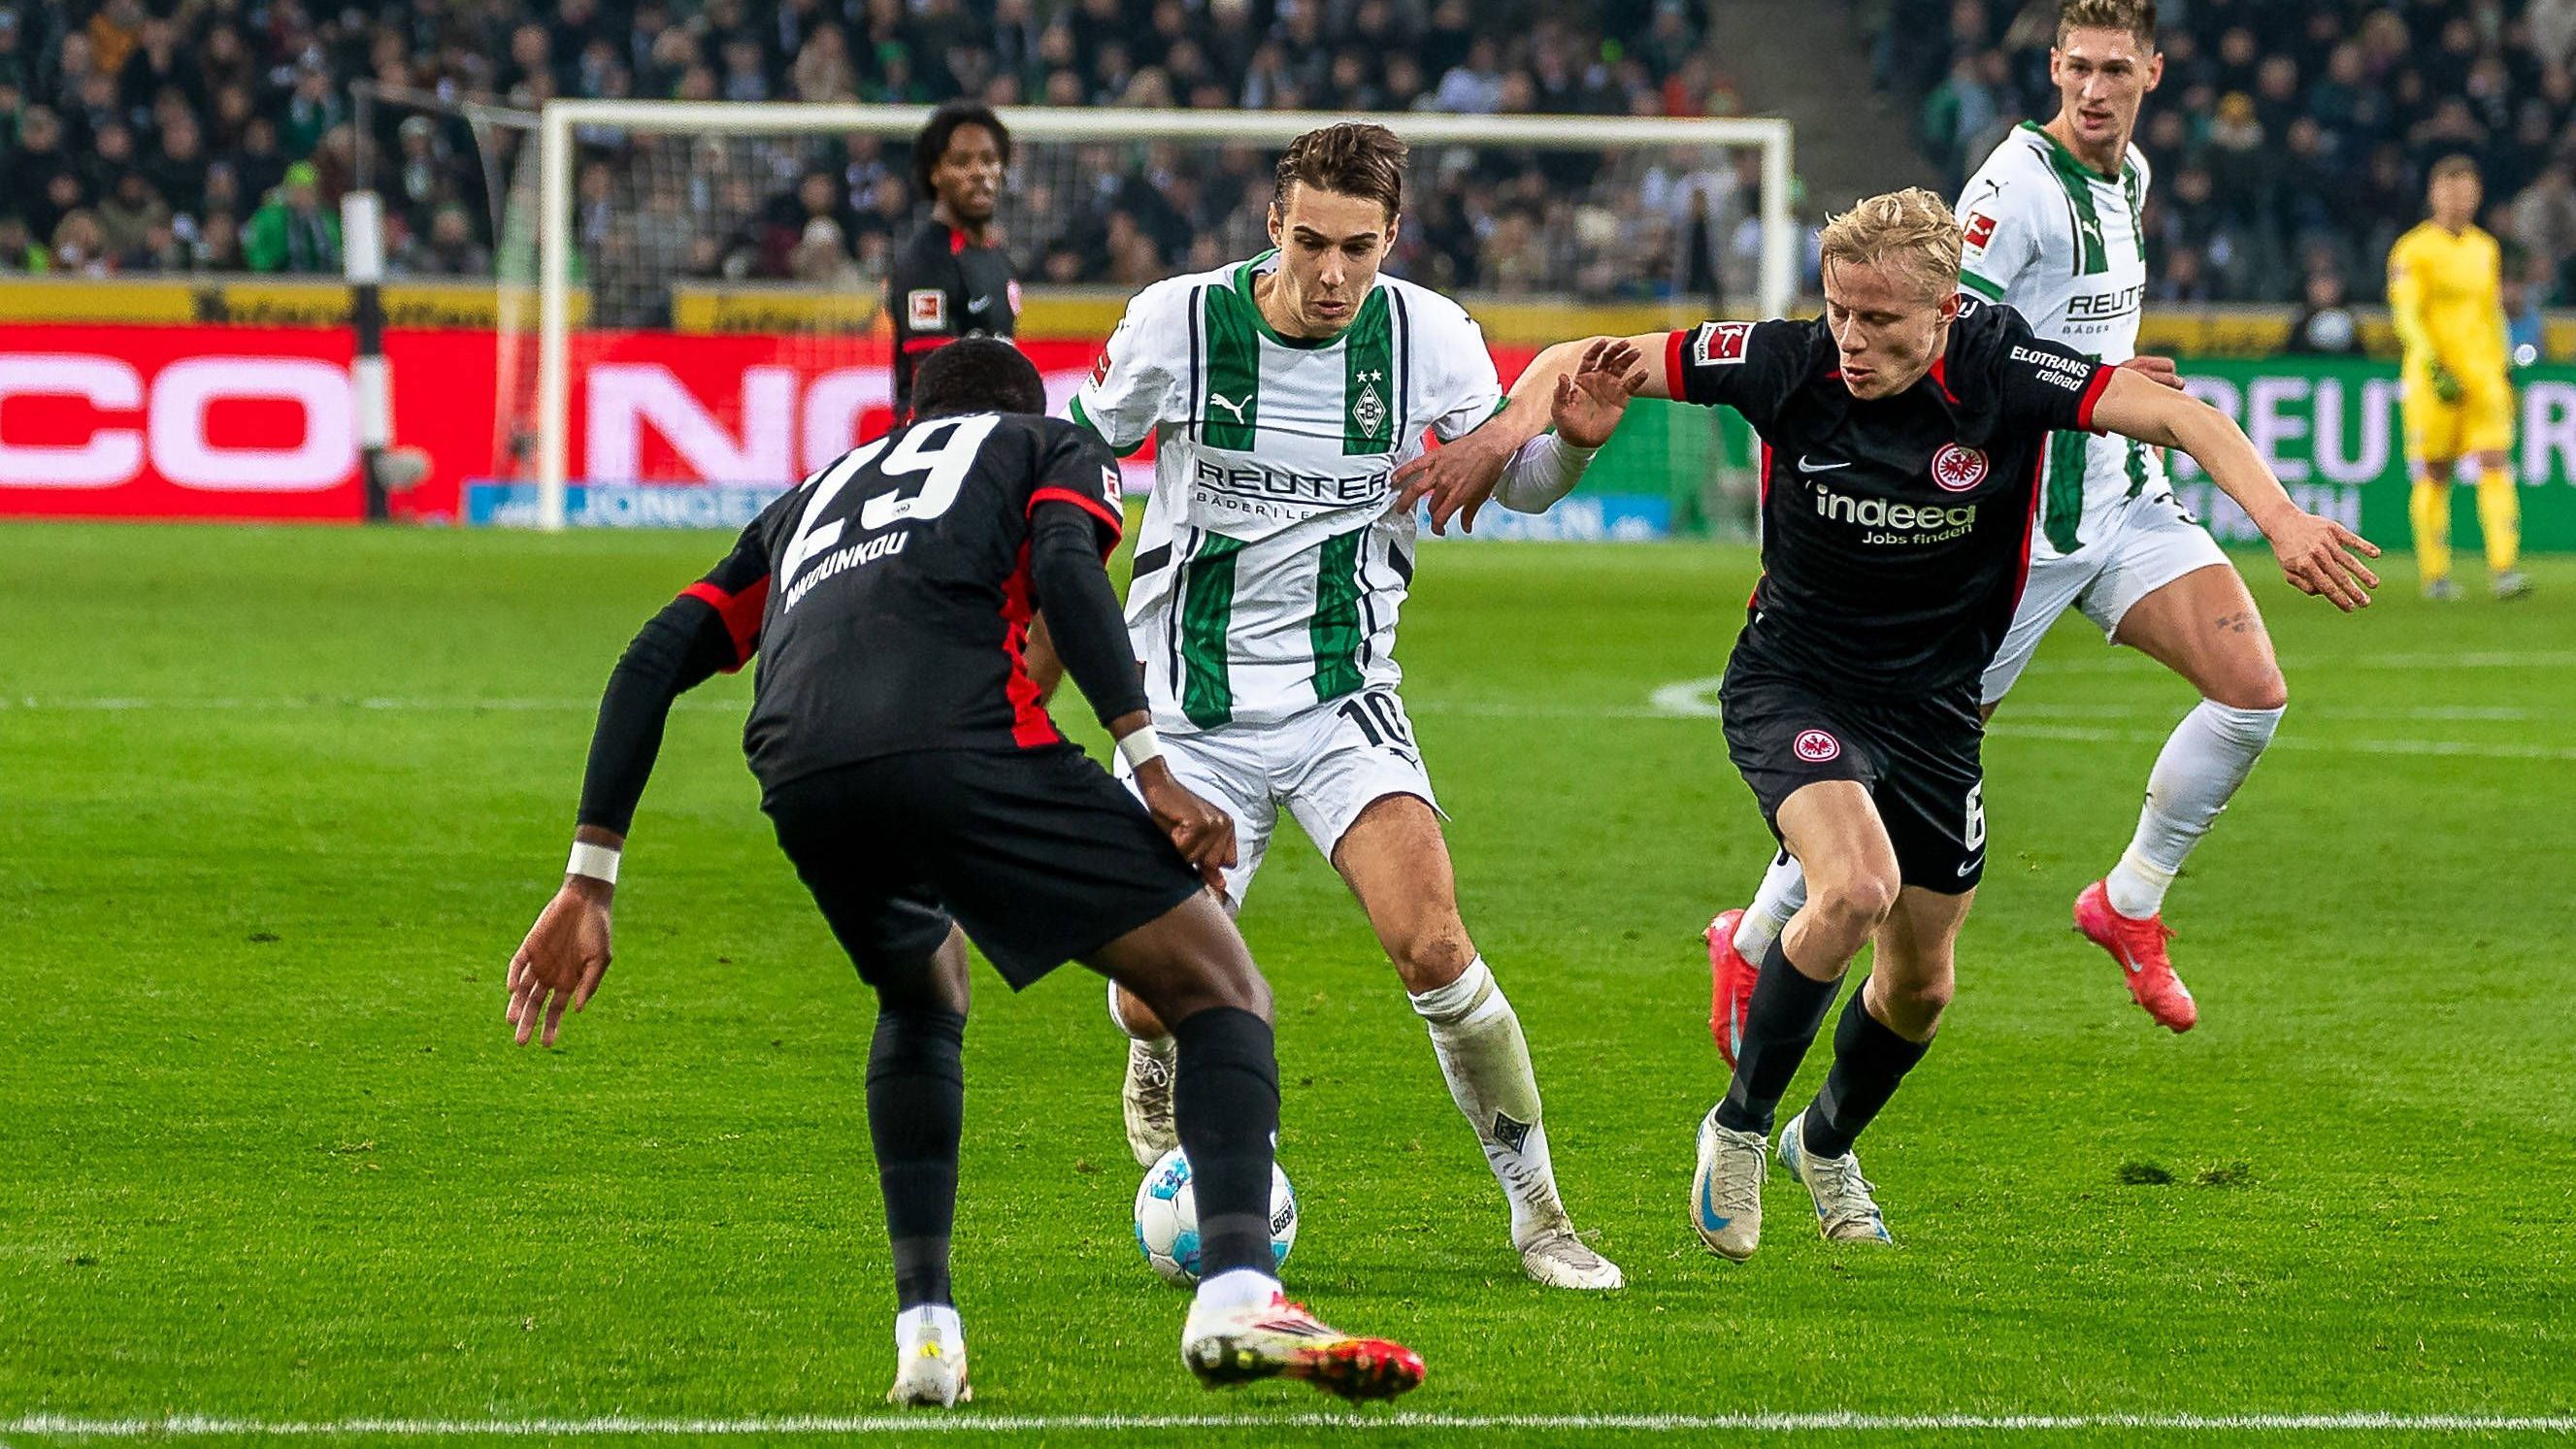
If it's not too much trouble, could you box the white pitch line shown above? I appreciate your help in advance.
[7,1411,2576,1436]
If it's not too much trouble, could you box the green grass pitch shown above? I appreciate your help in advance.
[3,524,2571,1447]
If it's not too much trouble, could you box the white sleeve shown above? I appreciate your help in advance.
[1492,432,1597,513]
[1422,301,1506,442]
[1067,284,1180,455]
[1956,153,2044,302]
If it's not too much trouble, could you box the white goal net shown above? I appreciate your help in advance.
[516,102,1799,532]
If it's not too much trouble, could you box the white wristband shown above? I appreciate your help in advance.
[566,841,621,884]
[1116,724,1164,772]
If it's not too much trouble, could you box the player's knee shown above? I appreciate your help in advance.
[1390,928,1474,994]
[1813,872,1899,939]
[2210,667,2287,713]
[875,934,972,1016]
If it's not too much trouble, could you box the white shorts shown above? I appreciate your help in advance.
[1981,489,2231,704]
[1122,686,1440,908]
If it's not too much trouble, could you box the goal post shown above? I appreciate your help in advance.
[532,100,1800,533]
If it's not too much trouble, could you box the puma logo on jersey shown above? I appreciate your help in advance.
[1208,392,1251,423]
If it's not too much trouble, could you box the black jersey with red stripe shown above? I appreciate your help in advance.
[890,220,1020,418]
[683,412,1123,792]
[1664,300,2114,700]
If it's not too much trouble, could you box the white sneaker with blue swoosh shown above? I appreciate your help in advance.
[1777,1112,1894,1245]
[1690,1107,1767,1261]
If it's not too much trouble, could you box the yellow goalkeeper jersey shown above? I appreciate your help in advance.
[2387,221,2508,387]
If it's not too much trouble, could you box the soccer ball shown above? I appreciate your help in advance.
[1132,1146,1297,1287]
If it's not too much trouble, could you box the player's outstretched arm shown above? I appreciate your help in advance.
[508,593,747,1047]
[1394,335,1656,534]
[2089,367,2383,611]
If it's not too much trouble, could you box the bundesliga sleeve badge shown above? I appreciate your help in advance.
[1693,321,1751,367]
[908,288,949,331]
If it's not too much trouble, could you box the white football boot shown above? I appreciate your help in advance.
[1690,1106,1767,1261]
[1122,1036,1180,1168]
[1777,1111,1894,1245]
[885,1304,971,1406]
[1517,1223,1625,1289]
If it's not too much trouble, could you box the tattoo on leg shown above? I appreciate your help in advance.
[2212,610,2263,635]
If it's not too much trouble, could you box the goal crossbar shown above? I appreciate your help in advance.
[536,100,1797,530]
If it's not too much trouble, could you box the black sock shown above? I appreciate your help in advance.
[1800,984,1932,1160]
[1170,1005,1281,1281]
[1713,935,1839,1136]
[866,1004,966,1310]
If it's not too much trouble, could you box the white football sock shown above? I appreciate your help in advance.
[1409,957,1566,1246]
[1193,1267,1281,1313]
[1732,852,1808,960]
[895,1302,962,1351]
[2104,700,2284,918]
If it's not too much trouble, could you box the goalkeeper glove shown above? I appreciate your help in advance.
[2429,361,2466,404]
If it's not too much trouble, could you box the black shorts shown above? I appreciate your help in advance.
[760,744,1206,990]
[1719,660,1988,891]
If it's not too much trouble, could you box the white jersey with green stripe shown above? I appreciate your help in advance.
[1958,119,2170,558]
[1069,251,1502,733]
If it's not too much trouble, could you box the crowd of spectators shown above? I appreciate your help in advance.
[23,0,2570,317]
[1880,0,2576,311]
[0,0,1782,308]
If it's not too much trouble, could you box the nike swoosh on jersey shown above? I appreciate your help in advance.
[967,297,992,313]
[1798,456,1851,473]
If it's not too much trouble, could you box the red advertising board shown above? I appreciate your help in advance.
[0,324,1549,522]
[0,325,491,521]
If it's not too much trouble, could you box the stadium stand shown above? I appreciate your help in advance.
[2,0,2566,313]
[0,0,1781,306]
[1876,0,2576,306]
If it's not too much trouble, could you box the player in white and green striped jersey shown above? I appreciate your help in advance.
[1067,123,1624,1291]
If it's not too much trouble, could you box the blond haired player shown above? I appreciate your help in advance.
[1677,0,2328,1041]
[1411,187,2376,1254]
[2391,155,2530,601]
